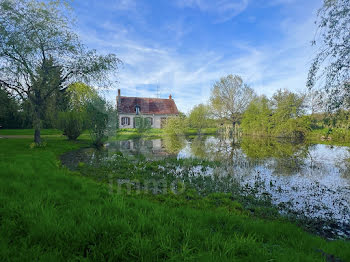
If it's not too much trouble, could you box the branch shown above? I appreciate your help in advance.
[0,79,27,99]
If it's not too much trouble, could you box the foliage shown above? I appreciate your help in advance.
[134,117,151,133]
[188,104,211,133]
[163,116,187,136]
[0,88,23,128]
[163,135,186,154]
[273,116,312,139]
[241,90,310,139]
[271,89,305,122]
[58,111,86,140]
[42,87,69,129]
[308,0,350,111]
[85,96,117,147]
[0,0,120,143]
[67,82,99,112]
[241,96,272,136]
[210,75,255,126]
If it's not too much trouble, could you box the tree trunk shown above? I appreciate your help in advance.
[33,109,41,144]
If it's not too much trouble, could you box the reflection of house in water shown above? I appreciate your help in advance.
[107,139,176,159]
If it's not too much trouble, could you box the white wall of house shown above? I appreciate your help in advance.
[119,114,176,129]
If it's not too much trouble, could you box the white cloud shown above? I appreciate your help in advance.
[176,0,249,23]
[76,0,319,113]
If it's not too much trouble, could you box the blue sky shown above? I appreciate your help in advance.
[72,0,322,113]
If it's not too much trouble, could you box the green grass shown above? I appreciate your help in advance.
[307,128,350,146]
[184,128,218,135]
[0,138,349,261]
[0,128,63,136]
[115,127,218,141]
[115,128,164,140]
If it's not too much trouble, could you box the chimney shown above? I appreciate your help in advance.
[116,89,121,110]
[169,94,172,100]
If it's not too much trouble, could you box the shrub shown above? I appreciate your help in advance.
[134,117,151,134]
[85,97,117,148]
[164,116,187,136]
[58,111,85,140]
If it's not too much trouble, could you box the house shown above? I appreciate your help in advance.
[116,89,179,128]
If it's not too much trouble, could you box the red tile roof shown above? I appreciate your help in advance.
[117,96,179,115]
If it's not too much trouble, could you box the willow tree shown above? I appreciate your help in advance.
[308,0,350,111]
[210,74,255,131]
[0,0,121,143]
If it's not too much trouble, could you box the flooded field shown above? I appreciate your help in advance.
[61,135,350,238]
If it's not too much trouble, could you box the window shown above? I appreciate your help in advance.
[121,117,130,125]
[135,105,140,115]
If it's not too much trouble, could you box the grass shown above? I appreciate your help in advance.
[114,127,218,141]
[0,128,63,136]
[184,128,218,135]
[0,137,349,261]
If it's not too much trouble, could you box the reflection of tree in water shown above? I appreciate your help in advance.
[189,135,315,176]
[335,147,350,180]
[163,135,186,154]
[190,136,208,159]
[241,137,311,176]
[190,135,243,163]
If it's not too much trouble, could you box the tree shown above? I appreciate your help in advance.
[188,104,210,134]
[241,96,272,136]
[209,75,255,131]
[0,87,22,128]
[308,0,350,111]
[0,0,120,143]
[163,116,186,136]
[66,82,99,112]
[85,96,117,148]
[58,111,85,140]
[271,90,309,139]
[271,89,305,122]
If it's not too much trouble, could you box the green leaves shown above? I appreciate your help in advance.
[308,0,350,111]
[210,75,255,124]
[188,104,211,133]
[241,90,310,139]
[0,0,121,142]
[58,111,85,140]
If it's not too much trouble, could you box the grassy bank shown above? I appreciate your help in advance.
[307,128,350,145]
[0,137,349,261]
[115,128,218,140]
[0,127,217,140]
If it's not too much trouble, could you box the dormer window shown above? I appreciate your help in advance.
[135,105,140,115]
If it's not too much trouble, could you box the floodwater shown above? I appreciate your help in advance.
[61,135,350,238]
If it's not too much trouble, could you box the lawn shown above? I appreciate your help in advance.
[0,129,63,136]
[0,137,349,261]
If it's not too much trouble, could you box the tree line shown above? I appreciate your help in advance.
[166,73,350,141]
[167,0,350,140]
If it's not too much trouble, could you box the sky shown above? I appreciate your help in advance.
[71,0,322,113]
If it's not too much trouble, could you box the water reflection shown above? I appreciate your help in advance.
[61,135,350,238]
